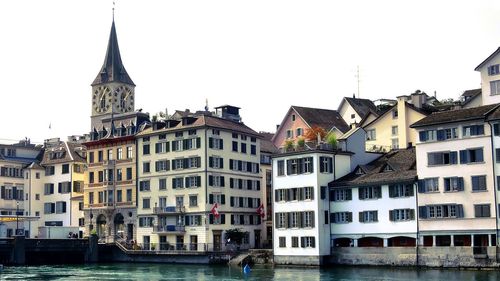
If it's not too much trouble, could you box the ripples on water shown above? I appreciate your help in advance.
[1,263,499,281]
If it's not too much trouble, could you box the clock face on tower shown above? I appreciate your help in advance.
[92,86,112,113]
[114,85,134,113]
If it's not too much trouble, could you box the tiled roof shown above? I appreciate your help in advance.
[258,132,279,154]
[344,97,379,119]
[292,106,350,133]
[461,89,482,106]
[41,141,86,165]
[329,148,416,187]
[475,47,500,71]
[411,104,499,128]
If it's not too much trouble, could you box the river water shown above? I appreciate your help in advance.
[1,263,499,280]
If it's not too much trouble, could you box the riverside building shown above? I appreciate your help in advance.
[135,106,266,251]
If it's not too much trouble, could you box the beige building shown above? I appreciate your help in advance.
[136,107,266,251]
[361,93,433,152]
[26,138,86,237]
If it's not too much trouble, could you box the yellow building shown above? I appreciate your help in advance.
[361,93,432,151]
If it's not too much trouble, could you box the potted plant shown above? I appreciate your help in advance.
[296,137,305,150]
[283,139,295,152]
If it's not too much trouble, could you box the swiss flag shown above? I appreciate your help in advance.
[256,203,265,218]
[211,203,220,218]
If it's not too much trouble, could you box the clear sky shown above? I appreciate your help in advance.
[1,0,499,144]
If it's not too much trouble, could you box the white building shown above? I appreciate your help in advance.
[329,148,418,248]
[272,127,380,265]
[411,104,498,248]
[475,47,500,106]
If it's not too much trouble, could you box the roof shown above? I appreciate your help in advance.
[91,21,135,86]
[475,47,500,71]
[343,97,379,119]
[258,132,279,154]
[41,141,86,165]
[329,148,417,187]
[139,114,259,137]
[461,88,482,106]
[411,104,499,128]
[292,106,350,133]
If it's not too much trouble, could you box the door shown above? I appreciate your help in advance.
[190,235,198,251]
[176,235,184,250]
[254,230,261,249]
[160,236,168,250]
[127,224,133,241]
[213,233,221,251]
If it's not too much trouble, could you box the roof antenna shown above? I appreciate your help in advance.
[205,98,209,111]
[355,65,360,98]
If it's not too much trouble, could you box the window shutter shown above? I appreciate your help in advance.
[458,177,464,191]
[450,151,457,164]
[286,160,291,175]
[249,215,254,225]
[477,125,484,135]
[477,148,484,162]
[209,138,214,148]
[457,204,464,218]
[256,181,260,190]
[183,139,188,150]
[388,185,394,198]
[417,180,425,193]
[389,210,394,221]
[238,179,243,189]
[166,142,170,152]
[248,197,253,208]
[58,183,62,193]
[197,157,201,168]
[459,150,468,164]
[209,176,213,186]
[320,157,325,173]
[419,131,427,142]
[479,176,486,190]
[301,237,305,248]
[231,215,235,225]
[257,198,261,206]
[12,187,17,200]
[347,189,352,200]
[172,178,176,189]
[359,212,364,223]
[209,194,213,204]
[155,161,160,172]
[184,177,189,188]
[308,158,313,173]
[229,159,234,170]
[230,196,234,207]
[418,206,427,219]
[376,186,382,198]
[408,184,414,196]
[197,176,201,186]
[209,214,214,224]
[0,186,4,199]
[275,213,279,228]
[196,137,201,148]
[221,195,225,205]
[274,190,278,202]
[166,160,170,171]
[358,188,364,200]
[494,124,500,136]
[219,158,224,169]
[183,158,189,168]
[474,205,480,217]
[328,158,333,173]
[485,205,491,217]
[247,180,252,190]
[330,213,335,223]
[347,212,352,223]
[62,202,67,213]
[437,130,445,141]
[221,176,225,187]
[230,178,234,188]
[409,209,415,220]
[311,237,316,248]
[321,186,326,200]
[155,143,160,153]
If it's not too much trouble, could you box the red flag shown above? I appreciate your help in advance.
[211,203,220,218]
[256,203,265,218]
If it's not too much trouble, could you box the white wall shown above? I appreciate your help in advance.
[479,55,500,105]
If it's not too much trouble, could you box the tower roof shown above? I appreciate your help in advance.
[92,21,135,86]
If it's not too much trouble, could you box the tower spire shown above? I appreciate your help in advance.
[91,18,135,86]
[112,1,115,22]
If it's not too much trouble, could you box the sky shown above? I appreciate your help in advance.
[1,0,500,144]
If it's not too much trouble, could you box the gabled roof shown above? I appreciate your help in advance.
[92,21,135,86]
[411,104,499,128]
[329,148,416,187]
[362,101,431,129]
[341,97,379,119]
[258,132,279,154]
[292,106,350,133]
[461,88,482,107]
[475,47,500,71]
[41,141,86,165]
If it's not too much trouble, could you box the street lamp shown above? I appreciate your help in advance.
[16,201,19,236]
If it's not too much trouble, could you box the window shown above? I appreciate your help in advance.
[188,129,197,135]
[279,237,286,248]
[209,175,225,187]
[444,177,464,192]
[44,203,55,214]
[304,186,313,200]
[358,186,382,200]
[126,189,132,202]
[296,128,303,136]
[60,164,69,174]
[320,156,333,173]
[463,125,484,137]
[275,213,287,228]
[155,160,169,172]
[366,129,376,140]
[176,132,184,138]
[286,157,313,175]
[489,79,499,94]
[139,217,154,227]
[189,195,198,207]
[460,148,484,164]
[241,143,247,154]
[494,123,500,136]
[209,156,223,169]
[88,152,94,163]
[107,149,113,160]
[241,135,247,141]
[250,145,256,155]
[471,175,487,191]
[98,151,103,162]
[388,184,414,198]
[474,204,490,218]
[359,211,378,223]
[127,147,133,159]
[289,212,300,228]
[139,180,150,191]
[303,211,314,227]
[418,178,439,193]
[427,151,457,165]
[419,130,437,142]
[275,189,287,202]
[389,209,415,221]
[143,144,150,155]
[292,114,296,121]
[35,194,40,200]
[391,138,399,149]
[126,168,132,180]
[155,142,169,154]
[185,176,201,188]
[143,162,150,173]
[44,184,54,195]
[301,237,315,248]
[116,190,122,203]
[209,138,223,150]
[496,148,500,163]
[331,212,352,223]
[89,192,94,204]
[212,129,220,135]
[142,198,151,209]
[55,201,67,214]
[392,109,398,118]
[391,126,398,136]
[172,178,184,189]
[332,189,352,201]
[232,141,238,152]
[277,160,285,176]
[159,178,167,190]
[488,64,500,76]
[286,130,293,139]
[419,204,464,219]
[45,166,55,176]
[291,237,299,248]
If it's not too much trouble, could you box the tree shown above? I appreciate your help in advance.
[224,228,248,245]
[304,126,327,141]
[325,132,337,148]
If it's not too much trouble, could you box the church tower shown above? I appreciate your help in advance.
[90,20,135,130]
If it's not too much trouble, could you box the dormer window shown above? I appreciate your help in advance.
[355,167,365,175]
[383,164,394,172]
[488,64,500,76]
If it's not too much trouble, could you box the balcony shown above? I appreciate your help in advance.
[153,225,185,234]
[154,206,185,215]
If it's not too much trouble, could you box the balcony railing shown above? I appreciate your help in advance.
[154,206,185,214]
[117,241,250,253]
[152,225,186,233]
